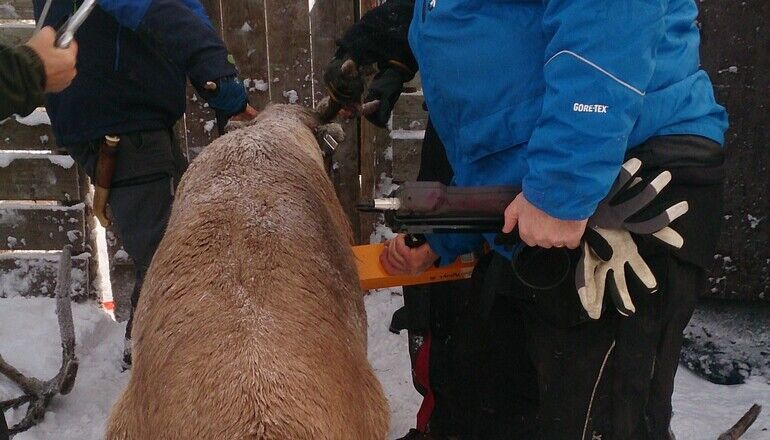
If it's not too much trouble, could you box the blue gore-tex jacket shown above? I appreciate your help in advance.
[33,0,237,146]
[408,0,728,264]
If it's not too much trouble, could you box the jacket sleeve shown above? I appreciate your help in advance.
[521,0,666,220]
[425,233,484,267]
[97,0,236,86]
[0,44,45,120]
[337,0,417,75]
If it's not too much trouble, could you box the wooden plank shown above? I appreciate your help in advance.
[359,120,392,242]
[264,0,314,107]
[311,0,359,242]
[357,0,393,243]
[0,1,35,20]
[391,136,422,183]
[0,203,85,252]
[0,252,90,300]
[0,154,81,202]
[392,93,427,131]
[699,0,770,301]
[221,0,271,111]
[0,117,56,150]
[310,0,356,104]
[0,20,33,46]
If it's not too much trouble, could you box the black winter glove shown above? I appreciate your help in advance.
[323,57,366,107]
[364,67,409,128]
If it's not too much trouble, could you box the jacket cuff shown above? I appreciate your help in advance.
[425,233,484,267]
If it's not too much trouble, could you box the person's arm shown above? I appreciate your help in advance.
[0,27,77,120]
[97,0,249,116]
[0,43,45,120]
[521,0,666,221]
[325,0,417,126]
[336,0,417,72]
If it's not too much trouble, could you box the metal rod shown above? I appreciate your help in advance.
[55,0,98,48]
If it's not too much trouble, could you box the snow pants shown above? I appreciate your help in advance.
[67,128,187,340]
[397,124,726,439]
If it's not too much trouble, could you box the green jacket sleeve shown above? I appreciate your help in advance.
[0,44,46,120]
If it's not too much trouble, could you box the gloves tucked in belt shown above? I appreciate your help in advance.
[576,158,689,319]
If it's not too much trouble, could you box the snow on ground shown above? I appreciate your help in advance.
[366,289,423,438]
[673,370,769,439]
[0,298,128,440]
[0,295,767,439]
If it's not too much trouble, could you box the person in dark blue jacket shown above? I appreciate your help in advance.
[327,0,728,438]
[32,0,257,366]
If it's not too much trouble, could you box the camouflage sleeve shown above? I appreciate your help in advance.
[0,44,45,120]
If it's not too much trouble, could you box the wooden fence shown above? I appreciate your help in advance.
[1,0,767,301]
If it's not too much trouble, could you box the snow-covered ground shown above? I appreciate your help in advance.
[0,295,767,439]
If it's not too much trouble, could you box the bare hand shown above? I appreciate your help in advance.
[380,234,439,275]
[230,104,259,122]
[503,193,587,249]
[25,27,78,93]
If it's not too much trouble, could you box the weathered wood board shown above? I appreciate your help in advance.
[0,154,81,202]
[392,93,427,131]
[0,116,56,150]
[0,252,90,300]
[0,203,86,253]
[700,0,769,301]
[391,136,422,183]
[264,0,314,107]
[221,0,271,111]
[0,1,35,20]
[0,20,33,45]
[311,0,359,241]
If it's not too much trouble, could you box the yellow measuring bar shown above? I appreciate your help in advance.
[353,243,477,291]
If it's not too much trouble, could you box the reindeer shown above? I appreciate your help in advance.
[106,104,389,439]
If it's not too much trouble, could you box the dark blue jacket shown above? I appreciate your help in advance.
[34,0,238,146]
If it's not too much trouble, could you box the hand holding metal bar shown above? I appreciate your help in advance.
[55,0,97,48]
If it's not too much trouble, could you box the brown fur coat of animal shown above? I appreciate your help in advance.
[106,105,389,439]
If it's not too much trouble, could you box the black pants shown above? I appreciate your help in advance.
[456,250,708,440]
[68,128,187,339]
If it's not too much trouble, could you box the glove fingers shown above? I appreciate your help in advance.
[625,201,689,234]
[608,268,636,317]
[614,171,672,220]
[341,59,359,78]
[652,226,685,249]
[360,100,381,117]
[576,242,603,320]
[364,69,405,127]
[584,227,614,261]
[591,263,610,318]
[606,158,643,201]
[627,253,658,291]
